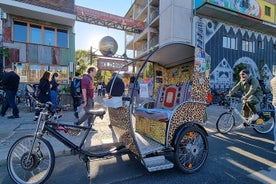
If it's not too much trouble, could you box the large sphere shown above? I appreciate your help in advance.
[99,36,118,56]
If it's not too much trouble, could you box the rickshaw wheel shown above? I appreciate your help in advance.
[174,125,208,173]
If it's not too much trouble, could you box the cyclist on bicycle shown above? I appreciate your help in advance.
[228,69,263,122]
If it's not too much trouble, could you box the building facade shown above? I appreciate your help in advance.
[125,0,276,90]
[0,0,76,84]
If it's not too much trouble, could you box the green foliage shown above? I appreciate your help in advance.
[0,47,9,58]
[233,63,247,82]
[75,50,97,75]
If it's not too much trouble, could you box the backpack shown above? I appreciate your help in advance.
[70,78,81,96]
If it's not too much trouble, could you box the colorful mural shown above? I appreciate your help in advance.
[193,16,275,91]
[208,0,261,18]
[195,0,275,23]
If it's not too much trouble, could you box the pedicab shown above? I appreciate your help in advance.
[106,41,210,173]
[6,42,211,184]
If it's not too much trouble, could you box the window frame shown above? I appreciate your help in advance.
[13,19,68,48]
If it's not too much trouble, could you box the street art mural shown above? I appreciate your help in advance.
[194,16,275,90]
[209,0,261,18]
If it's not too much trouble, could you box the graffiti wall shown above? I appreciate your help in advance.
[194,16,275,90]
[195,0,275,23]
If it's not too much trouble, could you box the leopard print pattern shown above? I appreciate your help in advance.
[108,107,138,154]
[167,102,207,145]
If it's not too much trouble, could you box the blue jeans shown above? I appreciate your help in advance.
[50,90,58,112]
[1,90,19,116]
[76,98,94,125]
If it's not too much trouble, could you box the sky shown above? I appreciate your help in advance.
[75,0,133,55]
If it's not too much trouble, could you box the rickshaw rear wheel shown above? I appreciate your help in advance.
[174,125,208,173]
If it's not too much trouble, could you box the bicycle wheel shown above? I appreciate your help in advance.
[7,135,55,184]
[174,125,209,173]
[253,116,275,134]
[216,112,235,134]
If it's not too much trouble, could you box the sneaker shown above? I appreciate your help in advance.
[8,115,20,119]
[91,128,97,132]
[274,145,276,152]
[33,116,38,121]
[74,111,79,119]
[250,114,259,122]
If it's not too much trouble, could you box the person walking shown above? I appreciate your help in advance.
[34,71,51,121]
[74,66,97,131]
[50,72,60,112]
[106,72,125,97]
[228,69,263,123]
[270,75,276,151]
[0,65,20,119]
[97,82,102,96]
[70,72,82,118]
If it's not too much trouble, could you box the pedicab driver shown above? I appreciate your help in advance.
[228,69,263,122]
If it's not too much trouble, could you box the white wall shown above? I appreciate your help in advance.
[159,0,193,45]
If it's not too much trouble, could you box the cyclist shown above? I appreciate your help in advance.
[228,69,263,123]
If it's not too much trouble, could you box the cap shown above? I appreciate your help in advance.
[240,69,249,75]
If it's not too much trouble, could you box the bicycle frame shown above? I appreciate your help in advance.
[31,107,117,159]
[227,97,249,124]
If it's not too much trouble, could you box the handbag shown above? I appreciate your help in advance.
[103,96,123,108]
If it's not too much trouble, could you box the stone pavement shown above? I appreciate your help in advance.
[0,95,116,163]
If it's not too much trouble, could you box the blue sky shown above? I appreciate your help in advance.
[75,0,133,55]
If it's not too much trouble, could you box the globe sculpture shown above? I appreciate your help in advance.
[99,36,118,56]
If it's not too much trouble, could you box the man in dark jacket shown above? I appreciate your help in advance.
[106,72,125,97]
[0,65,20,118]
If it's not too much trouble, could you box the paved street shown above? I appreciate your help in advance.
[0,99,276,184]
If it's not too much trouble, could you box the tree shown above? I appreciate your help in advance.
[75,50,97,75]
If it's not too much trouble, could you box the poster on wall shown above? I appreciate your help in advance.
[139,83,149,98]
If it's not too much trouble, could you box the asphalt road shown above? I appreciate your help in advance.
[0,104,276,184]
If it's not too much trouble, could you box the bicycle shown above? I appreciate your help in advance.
[216,96,275,134]
[6,86,125,184]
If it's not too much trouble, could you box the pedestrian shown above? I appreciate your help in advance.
[228,69,263,123]
[102,82,106,96]
[74,66,97,131]
[34,71,51,121]
[270,75,276,151]
[70,72,82,118]
[128,76,139,105]
[50,72,61,112]
[97,82,102,96]
[106,72,125,97]
[0,65,20,119]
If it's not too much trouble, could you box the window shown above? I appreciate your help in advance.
[223,36,237,49]
[242,40,255,52]
[13,20,68,48]
[14,63,28,82]
[44,27,55,46]
[29,64,42,83]
[13,21,27,42]
[257,40,264,49]
[30,24,42,44]
[265,6,271,16]
[57,29,68,48]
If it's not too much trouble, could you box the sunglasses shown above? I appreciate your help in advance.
[240,73,246,76]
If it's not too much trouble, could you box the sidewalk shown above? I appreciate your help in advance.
[0,95,117,163]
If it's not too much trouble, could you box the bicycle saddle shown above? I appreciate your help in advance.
[87,108,106,116]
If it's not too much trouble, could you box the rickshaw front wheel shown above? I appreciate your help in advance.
[174,125,209,173]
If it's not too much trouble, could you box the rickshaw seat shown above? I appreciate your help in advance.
[135,82,192,122]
